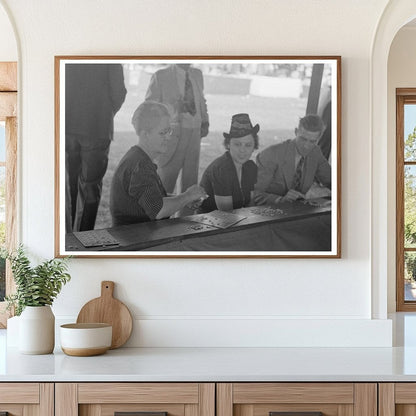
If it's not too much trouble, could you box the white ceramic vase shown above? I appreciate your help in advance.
[19,305,55,354]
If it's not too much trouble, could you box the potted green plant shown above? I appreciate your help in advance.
[4,245,71,354]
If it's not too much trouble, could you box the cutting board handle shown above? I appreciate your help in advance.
[101,281,115,298]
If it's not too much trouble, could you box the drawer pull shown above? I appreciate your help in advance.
[115,413,168,416]
[270,413,323,416]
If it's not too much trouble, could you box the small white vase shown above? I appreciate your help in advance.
[19,305,55,354]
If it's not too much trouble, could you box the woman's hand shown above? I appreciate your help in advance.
[184,185,208,203]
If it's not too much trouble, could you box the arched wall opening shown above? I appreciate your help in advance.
[386,12,416,312]
[371,1,416,318]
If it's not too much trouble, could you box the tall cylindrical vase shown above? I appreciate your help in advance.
[19,305,55,354]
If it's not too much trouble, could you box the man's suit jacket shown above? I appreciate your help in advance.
[65,64,127,140]
[145,65,209,127]
[255,139,331,197]
[145,65,209,167]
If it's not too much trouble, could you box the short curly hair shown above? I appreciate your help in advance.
[223,133,259,150]
[131,101,170,135]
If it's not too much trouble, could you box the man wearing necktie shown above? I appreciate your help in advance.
[145,64,209,197]
[253,114,331,206]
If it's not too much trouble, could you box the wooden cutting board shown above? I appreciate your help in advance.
[76,281,133,349]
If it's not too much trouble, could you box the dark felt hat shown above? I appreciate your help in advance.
[223,113,260,139]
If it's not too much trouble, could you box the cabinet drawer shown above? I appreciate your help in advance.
[0,383,53,416]
[78,383,200,403]
[218,383,376,416]
[232,383,354,404]
[0,383,39,403]
[56,383,215,416]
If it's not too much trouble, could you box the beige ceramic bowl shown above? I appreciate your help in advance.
[60,323,112,356]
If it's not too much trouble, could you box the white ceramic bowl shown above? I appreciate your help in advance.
[60,323,112,356]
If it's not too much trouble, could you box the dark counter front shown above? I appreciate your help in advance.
[65,200,332,252]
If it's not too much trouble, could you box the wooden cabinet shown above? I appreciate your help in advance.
[55,383,215,416]
[379,383,416,416]
[53,382,379,416]
[0,383,53,415]
[0,380,409,416]
[217,383,377,416]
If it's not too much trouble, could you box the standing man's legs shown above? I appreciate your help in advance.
[66,134,82,230]
[159,127,201,217]
[158,127,196,194]
[181,127,201,193]
[157,153,183,194]
[65,152,73,233]
[72,136,111,231]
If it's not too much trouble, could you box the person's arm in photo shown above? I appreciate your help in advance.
[209,163,233,211]
[214,195,233,211]
[315,148,332,189]
[248,191,257,207]
[156,185,207,219]
[108,64,127,113]
[199,72,209,138]
[145,72,162,102]
[253,149,303,205]
[253,149,280,205]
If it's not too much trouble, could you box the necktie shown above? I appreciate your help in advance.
[183,71,196,116]
[293,156,305,191]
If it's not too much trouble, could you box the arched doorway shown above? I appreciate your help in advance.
[371,1,416,318]
[387,14,416,312]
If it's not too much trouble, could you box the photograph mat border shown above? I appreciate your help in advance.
[55,56,341,258]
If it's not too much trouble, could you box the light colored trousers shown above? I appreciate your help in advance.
[157,126,201,194]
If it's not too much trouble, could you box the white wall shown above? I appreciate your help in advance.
[0,0,394,347]
[0,3,16,61]
[387,26,416,312]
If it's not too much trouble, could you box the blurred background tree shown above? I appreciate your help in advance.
[404,126,416,281]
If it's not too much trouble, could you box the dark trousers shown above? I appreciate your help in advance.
[66,134,110,232]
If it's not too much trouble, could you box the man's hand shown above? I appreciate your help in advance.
[281,189,305,203]
[253,192,271,205]
[200,121,209,138]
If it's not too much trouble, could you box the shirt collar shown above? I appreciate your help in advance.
[174,64,188,75]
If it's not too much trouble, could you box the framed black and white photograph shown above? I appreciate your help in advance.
[55,56,341,258]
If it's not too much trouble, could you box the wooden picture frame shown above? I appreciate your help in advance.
[55,56,341,258]
[396,88,416,310]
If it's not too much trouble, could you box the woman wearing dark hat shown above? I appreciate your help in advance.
[199,113,259,213]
